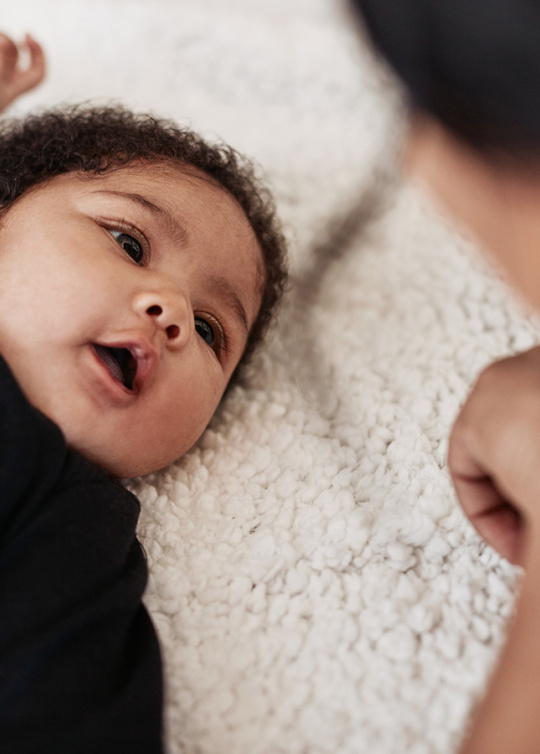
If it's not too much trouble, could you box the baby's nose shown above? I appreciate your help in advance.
[134,290,190,346]
[145,303,180,340]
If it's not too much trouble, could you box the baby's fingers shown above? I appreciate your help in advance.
[0,33,46,112]
[19,34,46,92]
[0,33,19,83]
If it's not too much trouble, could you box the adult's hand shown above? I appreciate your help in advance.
[448,346,540,566]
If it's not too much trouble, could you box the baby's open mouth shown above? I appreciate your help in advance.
[93,345,137,391]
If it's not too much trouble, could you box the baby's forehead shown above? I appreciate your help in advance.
[55,159,232,201]
[26,162,254,244]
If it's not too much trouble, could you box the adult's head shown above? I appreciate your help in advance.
[350,0,540,309]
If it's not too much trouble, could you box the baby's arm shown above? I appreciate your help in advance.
[0,32,45,112]
[448,347,540,753]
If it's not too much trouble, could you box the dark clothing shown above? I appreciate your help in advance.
[0,356,163,752]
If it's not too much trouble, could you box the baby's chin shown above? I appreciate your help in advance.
[31,405,172,478]
[53,407,190,478]
[58,411,187,479]
[71,439,174,479]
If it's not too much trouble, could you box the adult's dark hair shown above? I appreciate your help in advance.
[350,0,540,159]
[0,104,287,370]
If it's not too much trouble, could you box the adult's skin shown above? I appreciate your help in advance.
[350,1,540,752]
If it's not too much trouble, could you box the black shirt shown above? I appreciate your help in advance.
[0,356,163,752]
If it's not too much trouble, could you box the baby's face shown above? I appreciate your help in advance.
[0,163,263,476]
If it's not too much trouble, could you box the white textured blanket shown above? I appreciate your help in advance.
[5,1,537,752]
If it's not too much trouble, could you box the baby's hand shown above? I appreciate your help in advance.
[448,346,540,566]
[0,33,45,112]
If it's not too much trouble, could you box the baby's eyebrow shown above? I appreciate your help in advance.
[208,275,249,337]
[92,189,189,247]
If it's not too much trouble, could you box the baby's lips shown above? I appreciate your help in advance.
[130,340,158,392]
[99,335,158,393]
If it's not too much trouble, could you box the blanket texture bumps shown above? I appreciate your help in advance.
[5,0,536,751]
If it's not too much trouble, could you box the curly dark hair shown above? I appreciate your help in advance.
[0,104,287,371]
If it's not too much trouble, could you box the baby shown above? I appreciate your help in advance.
[0,104,287,478]
[0,35,286,753]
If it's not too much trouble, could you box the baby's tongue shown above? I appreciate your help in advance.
[94,345,124,383]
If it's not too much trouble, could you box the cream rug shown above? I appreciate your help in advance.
[4,1,536,752]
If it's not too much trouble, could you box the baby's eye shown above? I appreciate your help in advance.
[195,317,215,348]
[109,230,144,264]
